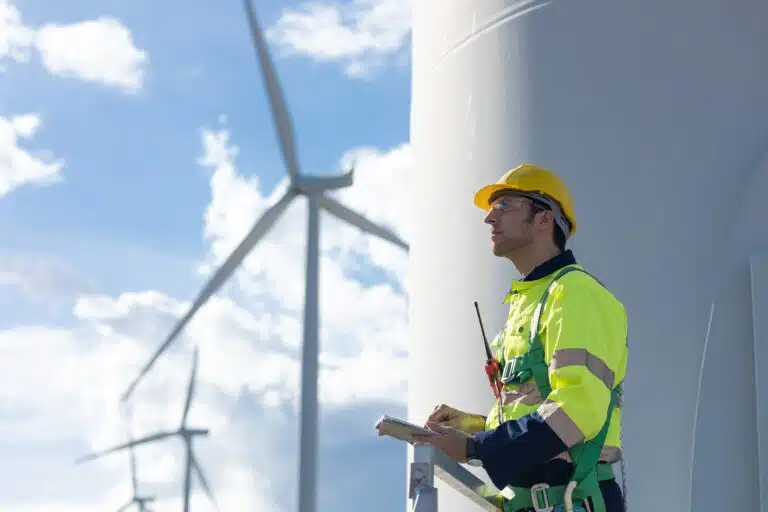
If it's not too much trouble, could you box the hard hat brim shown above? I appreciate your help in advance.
[473,184,527,211]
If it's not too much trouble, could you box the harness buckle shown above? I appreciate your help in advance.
[501,359,532,384]
[530,483,554,512]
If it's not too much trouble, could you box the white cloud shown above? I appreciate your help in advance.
[0,0,35,68]
[0,120,411,510]
[36,17,147,92]
[0,113,64,196]
[0,1,147,91]
[267,0,411,78]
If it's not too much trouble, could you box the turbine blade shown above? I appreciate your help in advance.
[243,0,301,179]
[319,196,409,251]
[75,432,175,463]
[181,347,199,426]
[191,453,218,509]
[121,188,297,401]
[117,500,134,512]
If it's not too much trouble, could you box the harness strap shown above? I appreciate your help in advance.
[502,465,615,512]
[500,266,619,512]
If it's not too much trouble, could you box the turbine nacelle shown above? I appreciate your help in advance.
[295,165,355,194]
[181,428,210,438]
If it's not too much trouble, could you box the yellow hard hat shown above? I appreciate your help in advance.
[473,163,577,235]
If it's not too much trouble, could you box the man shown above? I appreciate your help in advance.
[412,164,628,512]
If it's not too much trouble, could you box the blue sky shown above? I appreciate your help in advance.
[0,0,413,510]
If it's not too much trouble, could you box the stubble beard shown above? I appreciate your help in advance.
[491,233,533,258]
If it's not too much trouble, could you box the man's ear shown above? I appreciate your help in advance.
[535,209,555,231]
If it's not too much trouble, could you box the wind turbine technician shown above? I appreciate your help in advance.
[412,164,629,512]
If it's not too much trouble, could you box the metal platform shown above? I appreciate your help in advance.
[409,444,502,512]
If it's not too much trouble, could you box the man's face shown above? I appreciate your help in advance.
[483,193,541,257]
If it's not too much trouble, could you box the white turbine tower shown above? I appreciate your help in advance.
[408,0,767,511]
[119,2,409,512]
[79,348,216,512]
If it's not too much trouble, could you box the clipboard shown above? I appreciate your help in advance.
[375,414,436,444]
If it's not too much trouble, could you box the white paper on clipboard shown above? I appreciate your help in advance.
[375,414,437,444]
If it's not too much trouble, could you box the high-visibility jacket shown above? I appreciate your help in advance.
[484,263,628,465]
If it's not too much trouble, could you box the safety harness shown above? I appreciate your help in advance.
[498,266,622,512]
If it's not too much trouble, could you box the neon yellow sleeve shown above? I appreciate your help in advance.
[535,272,627,447]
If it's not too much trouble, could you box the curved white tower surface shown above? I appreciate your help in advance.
[408,1,768,511]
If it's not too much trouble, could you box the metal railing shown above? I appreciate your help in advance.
[409,444,503,512]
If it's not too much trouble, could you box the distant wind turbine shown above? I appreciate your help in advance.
[118,2,409,512]
[117,407,156,512]
[79,348,216,512]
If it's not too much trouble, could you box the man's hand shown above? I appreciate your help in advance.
[426,404,486,434]
[411,422,473,463]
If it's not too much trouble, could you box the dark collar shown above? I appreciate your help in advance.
[522,249,577,282]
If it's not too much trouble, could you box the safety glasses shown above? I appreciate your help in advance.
[489,195,531,212]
